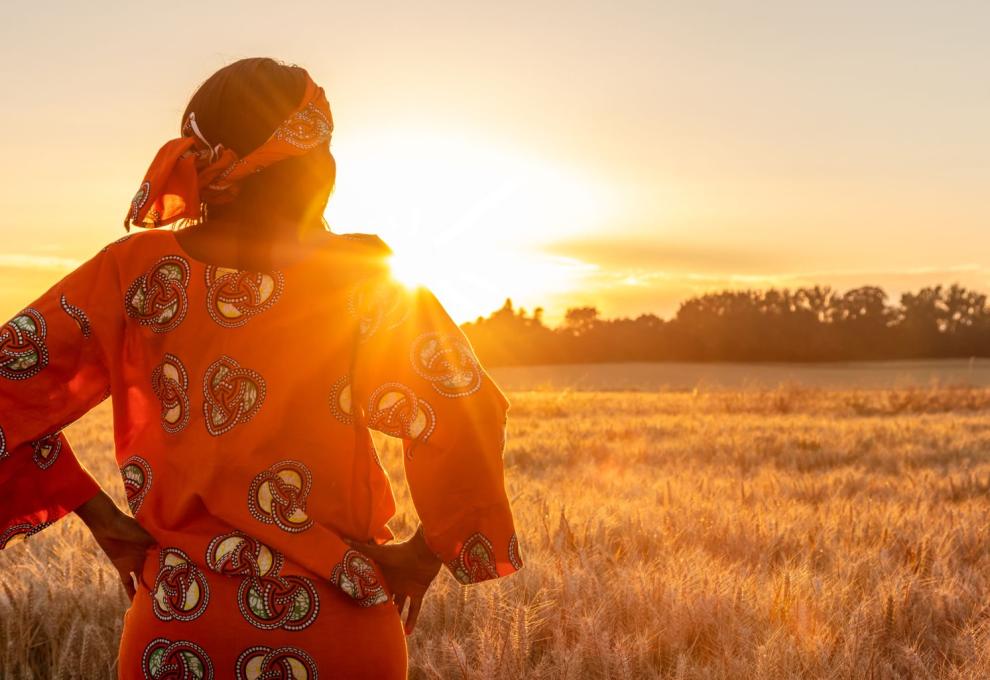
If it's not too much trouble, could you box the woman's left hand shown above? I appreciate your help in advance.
[344,526,442,635]
[76,490,157,601]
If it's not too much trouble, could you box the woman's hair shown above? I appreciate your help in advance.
[181,57,336,229]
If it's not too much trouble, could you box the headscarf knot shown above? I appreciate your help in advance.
[125,73,333,230]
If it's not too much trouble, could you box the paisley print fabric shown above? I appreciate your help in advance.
[248,460,314,533]
[274,101,332,150]
[125,256,190,333]
[327,375,355,425]
[152,354,191,433]
[142,638,214,680]
[203,355,265,436]
[31,431,62,470]
[330,550,389,607]
[410,331,484,398]
[235,646,319,680]
[121,456,153,514]
[366,382,437,443]
[0,229,520,678]
[0,308,48,380]
[206,531,319,631]
[205,266,284,328]
[152,548,211,622]
[0,521,50,549]
[207,530,284,578]
[447,533,499,585]
[59,294,92,338]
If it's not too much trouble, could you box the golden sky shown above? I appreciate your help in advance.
[1,2,988,325]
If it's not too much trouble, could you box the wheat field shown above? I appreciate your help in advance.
[4,386,990,679]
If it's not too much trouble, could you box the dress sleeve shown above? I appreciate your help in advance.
[348,268,523,584]
[0,246,122,549]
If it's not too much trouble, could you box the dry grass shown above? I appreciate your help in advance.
[5,386,990,678]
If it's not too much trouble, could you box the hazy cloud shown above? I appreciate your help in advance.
[0,254,81,270]
[537,235,782,273]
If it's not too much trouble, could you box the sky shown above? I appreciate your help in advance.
[0,1,988,325]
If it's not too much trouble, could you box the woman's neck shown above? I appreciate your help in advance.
[174,214,333,271]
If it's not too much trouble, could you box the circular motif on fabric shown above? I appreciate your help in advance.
[203,356,266,436]
[235,646,319,680]
[152,354,190,434]
[327,375,354,425]
[142,637,214,680]
[0,308,49,380]
[0,425,7,461]
[366,382,436,443]
[410,331,483,398]
[347,278,411,341]
[330,549,389,607]
[236,571,320,631]
[125,256,191,333]
[247,460,314,533]
[508,533,524,571]
[448,533,499,585]
[120,455,153,514]
[0,521,49,549]
[59,294,92,338]
[204,266,284,328]
[152,548,210,622]
[274,103,333,150]
[204,531,318,631]
[327,377,385,468]
[129,181,151,223]
[31,432,62,470]
[206,531,284,578]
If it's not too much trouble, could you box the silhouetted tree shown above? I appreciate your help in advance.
[457,283,990,367]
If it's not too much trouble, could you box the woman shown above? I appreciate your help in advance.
[0,57,521,679]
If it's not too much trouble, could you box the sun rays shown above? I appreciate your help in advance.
[326,129,614,323]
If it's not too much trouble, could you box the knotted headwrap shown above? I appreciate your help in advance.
[125,74,333,230]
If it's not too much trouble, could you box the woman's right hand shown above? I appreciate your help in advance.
[75,490,157,601]
[344,525,442,635]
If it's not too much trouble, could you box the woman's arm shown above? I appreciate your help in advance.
[76,489,157,600]
[0,245,129,561]
[346,265,523,625]
[0,242,155,599]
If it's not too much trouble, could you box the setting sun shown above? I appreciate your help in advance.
[383,235,597,325]
[328,130,612,324]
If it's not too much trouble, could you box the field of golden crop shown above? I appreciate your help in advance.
[5,386,990,678]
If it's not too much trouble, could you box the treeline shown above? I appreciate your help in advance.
[461,284,990,366]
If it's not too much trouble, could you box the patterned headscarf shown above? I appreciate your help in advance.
[125,73,333,230]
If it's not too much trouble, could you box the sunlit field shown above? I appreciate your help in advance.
[488,359,990,392]
[5,382,990,678]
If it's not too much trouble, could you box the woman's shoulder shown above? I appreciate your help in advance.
[98,229,176,261]
[315,231,395,284]
[331,232,394,256]
[92,229,184,282]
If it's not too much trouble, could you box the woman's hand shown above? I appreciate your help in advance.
[75,490,157,601]
[344,525,442,635]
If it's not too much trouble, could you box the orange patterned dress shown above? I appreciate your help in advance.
[0,229,522,679]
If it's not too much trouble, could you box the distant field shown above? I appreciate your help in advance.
[5,382,990,678]
[490,358,990,391]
